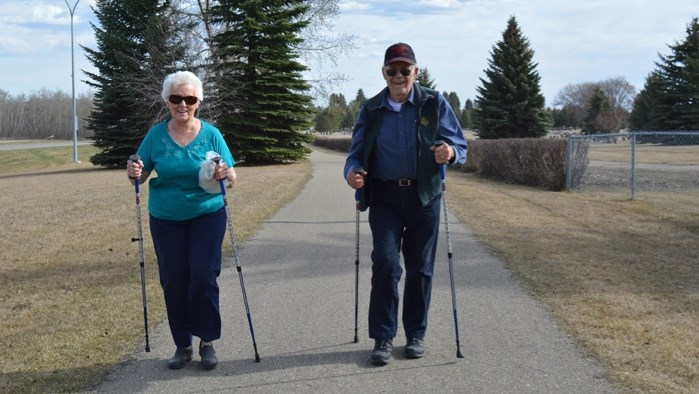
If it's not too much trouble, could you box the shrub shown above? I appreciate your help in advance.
[312,134,352,152]
[462,138,581,191]
[313,135,589,191]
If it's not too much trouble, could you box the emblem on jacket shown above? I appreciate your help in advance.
[420,117,430,126]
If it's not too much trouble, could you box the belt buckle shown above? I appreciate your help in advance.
[398,179,411,186]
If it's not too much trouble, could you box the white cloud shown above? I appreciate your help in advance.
[0,0,696,105]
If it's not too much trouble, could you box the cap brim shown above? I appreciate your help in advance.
[384,57,416,65]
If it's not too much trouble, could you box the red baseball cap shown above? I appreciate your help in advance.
[384,43,417,65]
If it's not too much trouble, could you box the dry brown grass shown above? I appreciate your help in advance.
[447,171,699,393]
[0,145,311,393]
[588,141,699,165]
[2,143,698,393]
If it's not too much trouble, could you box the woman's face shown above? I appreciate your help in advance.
[167,83,199,122]
[382,61,418,102]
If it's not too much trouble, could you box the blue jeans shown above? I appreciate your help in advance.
[149,208,226,348]
[368,180,441,340]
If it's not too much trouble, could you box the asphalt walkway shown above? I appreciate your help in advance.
[93,148,615,393]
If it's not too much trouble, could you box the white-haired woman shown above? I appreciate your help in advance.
[126,71,236,370]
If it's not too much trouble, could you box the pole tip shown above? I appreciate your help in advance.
[255,354,261,362]
[456,350,464,358]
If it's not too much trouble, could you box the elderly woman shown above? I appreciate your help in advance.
[127,71,236,370]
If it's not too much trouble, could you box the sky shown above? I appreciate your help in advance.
[0,0,696,108]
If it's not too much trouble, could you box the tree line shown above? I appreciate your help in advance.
[0,89,93,140]
[314,16,699,138]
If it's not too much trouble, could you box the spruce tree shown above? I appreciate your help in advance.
[84,0,182,167]
[417,68,437,90]
[210,0,314,164]
[475,16,547,139]
[629,72,663,130]
[582,87,614,134]
[639,17,699,130]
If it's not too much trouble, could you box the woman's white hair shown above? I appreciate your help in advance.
[161,71,204,102]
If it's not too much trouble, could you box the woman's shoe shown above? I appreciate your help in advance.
[168,346,193,369]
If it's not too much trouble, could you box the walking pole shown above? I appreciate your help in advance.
[212,157,261,362]
[129,154,150,352]
[433,141,465,359]
[352,166,364,343]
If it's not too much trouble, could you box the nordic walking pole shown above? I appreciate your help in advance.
[212,157,261,362]
[129,154,150,353]
[352,166,364,343]
[433,141,465,359]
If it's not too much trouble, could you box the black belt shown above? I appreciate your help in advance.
[381,179,417,186]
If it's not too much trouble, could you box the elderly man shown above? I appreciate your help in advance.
[344,42,467,366]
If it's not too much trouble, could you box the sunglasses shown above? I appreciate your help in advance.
[383,66,415,77]
[168,95,199,105]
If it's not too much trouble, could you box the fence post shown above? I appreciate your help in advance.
[631,132,637,200]
[566,134,573,191]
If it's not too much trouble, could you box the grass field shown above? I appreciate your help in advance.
[0,144,311,392]
[0,143,697,393]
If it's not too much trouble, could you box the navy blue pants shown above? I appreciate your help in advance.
[149,208,227,348]
[368,180,441,341]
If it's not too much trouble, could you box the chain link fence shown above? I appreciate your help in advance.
[566,132,699,200]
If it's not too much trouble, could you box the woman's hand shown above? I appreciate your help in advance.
[127,158,143,179]
[215,162,237,187]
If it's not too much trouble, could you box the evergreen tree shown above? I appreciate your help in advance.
[342,89,366,130]
[641,17,699,130]
[629,72,663,130]
[84,0,181,167]
[582,86,614,134]
[474,16,547,139]
[210,0,314,164]
[444,91,461,119]
[460,98,474,129]
[417,67,436,89]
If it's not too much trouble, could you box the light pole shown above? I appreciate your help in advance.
[66,0,80,163]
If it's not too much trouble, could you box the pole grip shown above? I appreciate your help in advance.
[433,140,446,180]
[211,156,228,195]
[129,154,141,188]
[352,166,364,202]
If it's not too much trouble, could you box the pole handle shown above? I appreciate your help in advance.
[352,166,364,201]
[433,140,447,180]
[129,154,141,188]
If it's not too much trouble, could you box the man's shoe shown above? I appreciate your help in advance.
[370,338,393,366]
[167,347,193,369]
[405,337,425,359]
[199,342,218,370]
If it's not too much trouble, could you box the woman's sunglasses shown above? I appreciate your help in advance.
[168,95,199,105]
[383,66,415,77]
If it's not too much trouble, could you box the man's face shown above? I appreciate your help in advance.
[382,61,418,102]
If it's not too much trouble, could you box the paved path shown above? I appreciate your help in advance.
[93,148,614,393]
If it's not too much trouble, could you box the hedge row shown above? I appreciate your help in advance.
[312,134,585,191]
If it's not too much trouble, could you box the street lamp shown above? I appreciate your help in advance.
[65,0,80,163]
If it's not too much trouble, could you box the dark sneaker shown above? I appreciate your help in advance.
[199,343,218,370]
[370,338,393,366]
[405,337,425,359]
[168,346,193,369]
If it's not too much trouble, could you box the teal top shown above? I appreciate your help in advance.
[136,119,235,221]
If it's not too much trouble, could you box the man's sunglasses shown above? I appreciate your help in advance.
[168,95,199,105]
[383,66,415,77]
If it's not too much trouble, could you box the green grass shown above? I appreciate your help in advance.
[0,145,100,174]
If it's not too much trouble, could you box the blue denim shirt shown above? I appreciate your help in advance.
[344,87,467,181]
